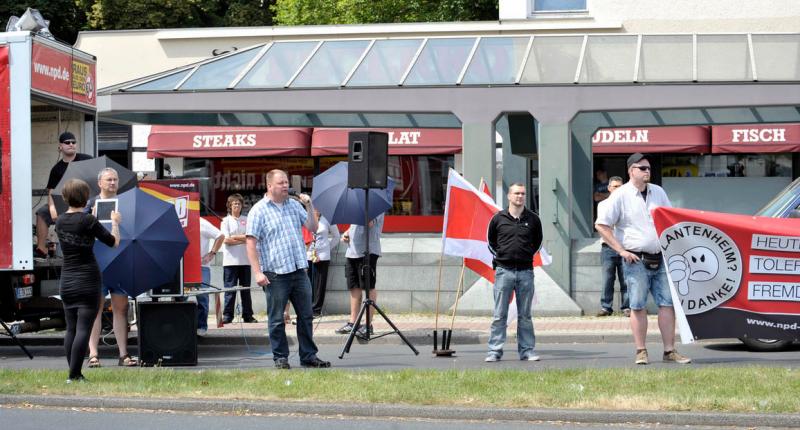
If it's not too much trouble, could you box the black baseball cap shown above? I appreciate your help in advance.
[59,131,76,143]
[626,152,648,169]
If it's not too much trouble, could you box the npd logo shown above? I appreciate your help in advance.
[660,222,743,315]
[170,195,190,228]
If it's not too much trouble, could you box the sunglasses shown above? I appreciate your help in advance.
[632,165,651,172]
[61,140,77,145]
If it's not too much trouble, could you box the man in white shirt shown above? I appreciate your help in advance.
[595,153,691,365]
[197,217,224,336]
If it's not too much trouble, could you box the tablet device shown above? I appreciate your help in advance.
[94,198,118,224]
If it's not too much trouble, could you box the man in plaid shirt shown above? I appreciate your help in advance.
[246,169,330,369]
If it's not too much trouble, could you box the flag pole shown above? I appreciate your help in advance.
[432,248,445,353]
[445,259,466,351]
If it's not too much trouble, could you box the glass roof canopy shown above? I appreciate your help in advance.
[112,33,800,93]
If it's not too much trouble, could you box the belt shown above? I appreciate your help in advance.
[626,250,662,259]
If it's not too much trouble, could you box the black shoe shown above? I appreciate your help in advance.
[300,357,331,368]
[221,317,233,324]
[335,322,354,334]
[243,317,258,323]
[356,325,374,339]
[66,375,87,384]
[274,358,291,369]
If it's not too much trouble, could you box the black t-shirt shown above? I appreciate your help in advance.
[55,212,116,299]
[487,208,543,270]
[46,153,92,190]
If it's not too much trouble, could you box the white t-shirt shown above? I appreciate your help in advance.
[199,217,222,268]
[220,214,249,266]
[595,181,671,254]
[310,216,340,261]
[596,197,624,245]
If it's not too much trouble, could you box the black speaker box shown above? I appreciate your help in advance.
[137,301,197,366]
[507,112,537,157]
[348,131,388,189]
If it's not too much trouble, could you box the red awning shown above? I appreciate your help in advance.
[712,124,800,153]
[147,126,312,158]
[592,126,710,154]
[311,128,462,156]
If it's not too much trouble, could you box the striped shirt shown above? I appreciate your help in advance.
[246,196,309,274]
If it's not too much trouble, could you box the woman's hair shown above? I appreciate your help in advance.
[226,193,244,213]
[62,178,90,208]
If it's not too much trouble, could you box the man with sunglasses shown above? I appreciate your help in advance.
[35,132,92,258]
[595,153,691,366]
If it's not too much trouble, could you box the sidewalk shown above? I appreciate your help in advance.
[2,313,659,346]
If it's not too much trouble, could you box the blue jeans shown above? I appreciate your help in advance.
[622,259,672,310]
[196,267,210,330]
[600,245,629,312]
[487,267,536,359]
[264,269,319,362]
[223,265,253,320]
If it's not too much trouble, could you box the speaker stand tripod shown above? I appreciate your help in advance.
[0,318,34,359]
[338,188,419,359]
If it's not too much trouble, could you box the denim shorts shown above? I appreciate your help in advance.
[102,284,128,298]
[622,259,672,310]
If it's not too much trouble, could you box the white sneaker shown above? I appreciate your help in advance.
[196,328,207,337]
[523,354,541,361]
[484,355,500,362]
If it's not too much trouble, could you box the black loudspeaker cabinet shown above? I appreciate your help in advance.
[149,259,184,297]
[348,131,388,189]
[137,301,197,366]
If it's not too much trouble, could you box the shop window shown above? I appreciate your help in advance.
[179,155,454,218]
[532,0,587,13]
[661,154,792,178]
[388,155,455,216]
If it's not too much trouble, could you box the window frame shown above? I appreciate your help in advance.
[531,0,589,15]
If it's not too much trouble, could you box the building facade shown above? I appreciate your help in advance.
[76,1,800,314]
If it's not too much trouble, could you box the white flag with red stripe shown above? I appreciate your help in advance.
[441,170,501,274]
[463,178,498,282]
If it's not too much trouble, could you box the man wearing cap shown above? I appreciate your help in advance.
[595,153,691,365]
[35,132,92,257]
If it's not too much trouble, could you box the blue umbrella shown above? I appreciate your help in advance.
[94,188,189,297]
[312,161,395,225]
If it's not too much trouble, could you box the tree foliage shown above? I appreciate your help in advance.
[77,0,275,30]
[272,0,498,26]
[0,0,497,44]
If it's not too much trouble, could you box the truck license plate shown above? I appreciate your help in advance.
[14,286,33,299]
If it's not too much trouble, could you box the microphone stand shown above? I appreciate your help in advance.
[339,187,418,358]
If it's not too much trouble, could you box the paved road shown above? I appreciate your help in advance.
[0,405,781,430]
[2,340,799,371]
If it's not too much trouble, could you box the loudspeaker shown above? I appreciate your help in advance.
[507,112,537,157]
[137,301,197,366]
[149,259,184,297]
[348,131,388,189]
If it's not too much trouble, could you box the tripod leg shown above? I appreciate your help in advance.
[338,299,369,359]
[433,330,438,352]
[0,319,34,359]
[369,301,419,355]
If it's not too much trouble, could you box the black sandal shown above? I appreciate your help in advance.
[118,354,138,367]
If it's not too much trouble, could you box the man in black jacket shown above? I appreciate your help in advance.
[485,183,543,362]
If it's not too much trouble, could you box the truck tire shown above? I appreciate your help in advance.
[739,337,792,352]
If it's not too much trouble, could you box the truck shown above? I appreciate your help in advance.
[0,31,97,335]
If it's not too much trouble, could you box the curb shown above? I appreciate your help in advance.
[1,332,639,347]
[2,395,798,428]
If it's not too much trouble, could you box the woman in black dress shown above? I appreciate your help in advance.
[55,178,120,383]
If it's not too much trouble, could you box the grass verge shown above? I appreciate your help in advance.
[1,367,798,413]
